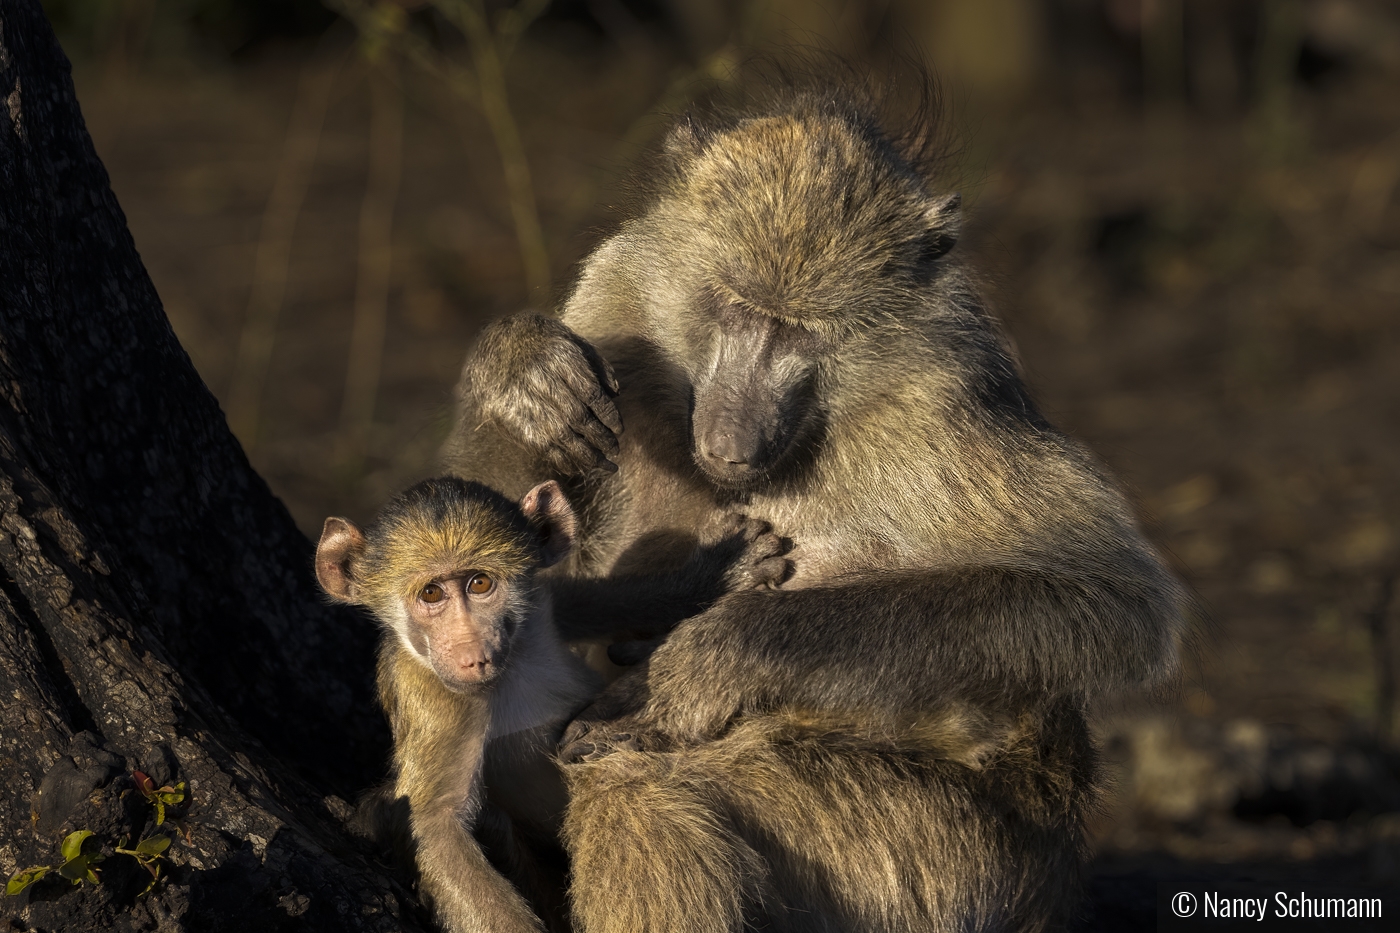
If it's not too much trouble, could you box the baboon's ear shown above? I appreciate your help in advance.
[664,112,709,163]
[921,191,961,261]
[316,517,365,603]
[520,480,577,569]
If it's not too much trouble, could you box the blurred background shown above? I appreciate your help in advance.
[46,0,1400,907]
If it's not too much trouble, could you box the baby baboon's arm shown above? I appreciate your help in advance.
[548,514,791,643]
[388,653,545,933]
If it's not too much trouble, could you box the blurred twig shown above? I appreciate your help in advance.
[85,0,156,153]
[227,45,349,451]
[557,0,769,235]
[1348,142,1400,235]
[434,0,551,297]
[330,0,551,300]
[340,57,405,469]
[1252,0,1306,162]
[1142,0,1185,108]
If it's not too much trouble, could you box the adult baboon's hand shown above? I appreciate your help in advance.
[461,313,622,475]
[558,670,663,762]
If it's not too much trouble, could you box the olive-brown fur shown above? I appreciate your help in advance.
[317,478,598,933]
[445,86,1187,932]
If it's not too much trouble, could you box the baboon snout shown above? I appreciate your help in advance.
[700,427,758,471]
[692,394,788,485]
[434,643,498,688]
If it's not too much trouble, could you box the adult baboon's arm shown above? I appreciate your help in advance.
[618,559,1184,744]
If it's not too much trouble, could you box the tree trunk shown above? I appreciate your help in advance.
[0,2,419,929]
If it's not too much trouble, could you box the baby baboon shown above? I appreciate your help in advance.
[315,477,596,933]
[445,88,1187,931]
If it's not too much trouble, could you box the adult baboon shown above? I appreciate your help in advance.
[443,87,1185,932]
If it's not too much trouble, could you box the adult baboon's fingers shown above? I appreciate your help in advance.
[555,357,623,436]
[574,333,622,397]
[557,737,607,763]
[556,433,617,474]
[748,531,787,560]
[558,726,625,763]
[589,391,624,437]
[574,410,622,461]
[578,378,623,435]
[753,556,793,588]
[559,717,590,750]
[721,512,770,540]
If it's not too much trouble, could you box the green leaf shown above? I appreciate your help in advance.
[58,856,89,884]
[134,835,170,857]
[58,850,103,886]
[154,800,165,825]
[61,830,94,862]
[5,866,50,897]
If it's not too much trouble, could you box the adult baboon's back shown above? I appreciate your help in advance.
[445,87,1185,931]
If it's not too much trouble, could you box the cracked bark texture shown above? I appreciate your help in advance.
[0,1,421,929]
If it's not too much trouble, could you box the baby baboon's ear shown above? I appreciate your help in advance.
[315,517,365,602]
[921,192,961,261]
[520,480,577,569]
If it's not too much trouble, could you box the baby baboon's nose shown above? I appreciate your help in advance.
[454,649,494,682]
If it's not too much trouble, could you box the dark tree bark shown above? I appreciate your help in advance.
[0,2,419,929]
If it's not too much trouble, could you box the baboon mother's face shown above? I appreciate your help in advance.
[686,300,826,490]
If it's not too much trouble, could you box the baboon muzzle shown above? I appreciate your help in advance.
[698,412,766,475]
[689,309,819,487]
[692,371,803,486]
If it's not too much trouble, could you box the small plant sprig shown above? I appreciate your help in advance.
[4,829,104,896]
[115,833,171,896]
[5,770,191,898]
[132,770,186,825]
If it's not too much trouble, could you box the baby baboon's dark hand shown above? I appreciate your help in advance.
[464,313,622,475]
[719,513,792,590]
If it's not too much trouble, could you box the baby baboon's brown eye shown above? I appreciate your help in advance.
[467,573,494,595]
[420,583,444,603]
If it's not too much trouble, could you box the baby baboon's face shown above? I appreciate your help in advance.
[314,479,577,693]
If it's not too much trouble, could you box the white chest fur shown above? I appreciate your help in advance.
[486,608,601,740]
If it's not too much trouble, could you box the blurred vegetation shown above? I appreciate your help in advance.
[43,0,334,59]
